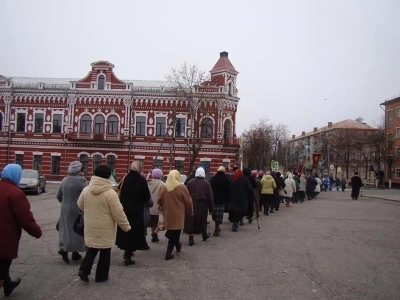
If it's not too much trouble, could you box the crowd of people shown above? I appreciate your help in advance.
[0,161,364,295]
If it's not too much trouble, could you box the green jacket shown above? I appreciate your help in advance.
[260,175,277,194]
[293,175,301,191]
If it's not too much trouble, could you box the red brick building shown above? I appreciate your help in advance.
[0,52,240,180]
[381,95,400,187]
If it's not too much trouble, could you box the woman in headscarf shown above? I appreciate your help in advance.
[243,168,257,224]
[56,161,87,264]
[228,169,254,232]
[0,164,42,296]
[210,166,230,236]
[116,161,151,266]
[158,170,193,260]
[184,167,214,246]
[147,169,165,243]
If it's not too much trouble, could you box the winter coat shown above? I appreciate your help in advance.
[299,176,307,192]
[228,177,254,213]
[186,177,214,213]
[157,184,193,230]
[335,178,341,186]
[210,171,230,205]
[284,176,296,198]
[260,175,277,194]
[148,179,165,215]
[254,177,262,203]
[341,177,347,186]
[116,170,151,251]
[77,176,130,249]
[323,178,330,185]
[315,178,322,192]
[0,178,42,259]
[351,176,362,191]
[293,175,301,191]
[57,174,87,252]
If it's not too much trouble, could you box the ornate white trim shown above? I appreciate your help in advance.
[200,157,212,162]
[92,152,104,158]
[33,152,43,156]
[77,151,91,158]
[223,158,230,163]
[175,157,185,161]
[15,151,24,155]
[105,152,118,159]
[135,155,145,160]
[51,152,61,156]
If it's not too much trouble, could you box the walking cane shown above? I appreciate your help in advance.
[253,201,260,229]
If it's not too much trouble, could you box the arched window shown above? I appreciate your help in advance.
[107,115,118,135]
[94,115,105,134]
[92,154,102,174]
[98,75,105,90]
[201,118,213,138]
[107,155,116,171]
[224,119,231,138]
[79,154,89,175]
[228,82,233,96]
[81,114,92,134]
[0,113,3,131]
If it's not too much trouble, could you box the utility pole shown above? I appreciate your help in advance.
[169,109,177,171]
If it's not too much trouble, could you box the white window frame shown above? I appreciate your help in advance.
[396,127,400,139]
[34,111,45,133]
[134,112,147,136]
[175,114,187,138]
[387,109,393,127]
[155,113,168,137]
[397,107,400,118]
[51,110,64,133]
[15,109,27,132]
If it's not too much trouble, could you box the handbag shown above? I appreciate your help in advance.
[115,174,127,198]
[73,212,84,237]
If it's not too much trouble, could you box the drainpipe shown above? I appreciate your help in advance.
[128,106,132,173]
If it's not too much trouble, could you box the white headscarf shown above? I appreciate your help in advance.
[195,167,205,178]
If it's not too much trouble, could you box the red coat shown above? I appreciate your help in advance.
[0,178,42,259]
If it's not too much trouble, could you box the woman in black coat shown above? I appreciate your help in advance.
[116,162,151,266]
[243,168,257,224]
[210,166,230,236]
[228,169,255,232]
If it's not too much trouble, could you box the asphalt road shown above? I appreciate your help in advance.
[4,184,400,300]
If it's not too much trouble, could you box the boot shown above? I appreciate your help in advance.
[202,232,211,241]
[248,217,253,224]
[176,241,182,252]
[78,270,89,283]
[151,233,159,243]
[239,218,244,226]
[72,252,82,261]
[3,277,21,297]
[275,207,279,211]
[58,250,69,264]
[165,241,175,260]
[189,235,195,246]
[231,222,238,232]
[123,251,135,266]
[269,208,274,213]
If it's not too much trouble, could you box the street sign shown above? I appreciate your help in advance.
[330,164,334,170]
[273,161,279,169]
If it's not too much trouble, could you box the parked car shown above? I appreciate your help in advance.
[19,169,46,195]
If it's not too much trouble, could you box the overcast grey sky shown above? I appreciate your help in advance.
[1,0,399,136]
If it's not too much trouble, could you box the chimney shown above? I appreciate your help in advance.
[220,51,229,58]
[328,122,333,127]
[292,135,295,139]
[314,127,318,132]
[302,131,305,136]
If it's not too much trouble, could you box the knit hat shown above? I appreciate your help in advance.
[258,171,264,177]
[251,170,258,177]
[68,161,83,174]
[152,168,163,179]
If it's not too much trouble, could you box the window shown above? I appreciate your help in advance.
[15,154,24,169]
[34,113,44,133]
[387,110,393,127]
[53,114,62,133]
[224,120,231,138]
[94,115,105,134]
[228,82,233,96]
[223,161,229,168]
[107,116,118,135]
[16,113,26,132]
[136,116,146,136]
[397,148,400,158]
[397,128,400,139]
[0,113,3,131]
[81,114,92,134]
[92,154,102,173]
[201,161,210,174]
[51,156,60,175]
[396,168,400,179]
[106,155,116,171]
[153,159,163,169]
[98,75,105,90]
[175,118,185,137]
[79,154,89,175]
[156,117,166,136]
[201,118,213,138]
[33,155,42,173]
[175,160,184,174]
[397,107,400,118]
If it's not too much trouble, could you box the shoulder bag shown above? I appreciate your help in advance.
[115,174,127,198]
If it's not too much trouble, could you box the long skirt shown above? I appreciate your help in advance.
[184,199,208,234]
[212,204,225,224]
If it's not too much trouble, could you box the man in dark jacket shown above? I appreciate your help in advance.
[210,166,230,236]
[0,164,42,296]
[351,172,363,200]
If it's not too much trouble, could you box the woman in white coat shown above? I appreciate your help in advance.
[283,174,296,207]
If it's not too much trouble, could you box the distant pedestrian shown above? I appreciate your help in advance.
[147,169,165,243]
[0,164,42,296]
[210,166,230,236]
[351,172,362,200]
[56,161,87,264]
[298,174,307,202]
[243,168,257,223]
[77,165,131,283]
[284,174,296,207]
[158,170,193,260]
[341,176,347,192]
[335,177,341,191]
[260,171,277,214]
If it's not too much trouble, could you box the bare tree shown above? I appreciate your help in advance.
[166,62,210,175]
[271,123,289,160]
[355,116,364,123]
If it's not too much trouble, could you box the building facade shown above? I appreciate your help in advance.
[381,95,400,187]
[0,52,240,180]
[285,119,378,181]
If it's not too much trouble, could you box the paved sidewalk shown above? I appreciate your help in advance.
[361,189,400,202]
